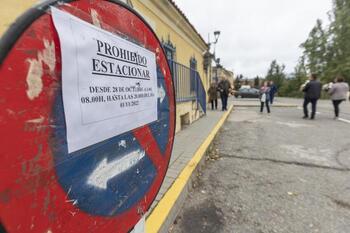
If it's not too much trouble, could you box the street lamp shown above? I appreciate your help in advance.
[215,58,221,66]
[208,30,221,56]
[213,31,220,43]
[215,58,220,83]
[207,31,221,83]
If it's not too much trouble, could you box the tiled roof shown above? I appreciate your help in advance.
[168,0,208,47]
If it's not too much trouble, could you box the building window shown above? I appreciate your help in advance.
[190,57,197,93]
[162,37,176,62]
[190,57,197,70]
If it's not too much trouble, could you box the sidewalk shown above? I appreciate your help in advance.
[145,104,234,233]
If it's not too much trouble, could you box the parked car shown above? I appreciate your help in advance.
[234,88,260,98]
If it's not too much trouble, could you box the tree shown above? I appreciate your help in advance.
[294,56,308,87]
[300,19,328,77]
[277,0,350,97]
[299,0,350,84]
[234,74,243,90]
[327,0,350,83]
[253,76,260,88]
[265,60,286,91]
[279,57,308,97]
[244,78,249,85]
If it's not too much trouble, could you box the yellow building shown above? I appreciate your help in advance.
[212,65,235,86]
[0,0,38,36]
[132,0,210,132]
[1,0,210,132]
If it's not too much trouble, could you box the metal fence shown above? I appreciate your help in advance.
[168,60,206,113]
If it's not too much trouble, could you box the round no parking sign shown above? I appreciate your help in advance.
[0,1,175,232]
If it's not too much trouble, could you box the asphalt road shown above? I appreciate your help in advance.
[278,97,350,121]
[170,98,350,233]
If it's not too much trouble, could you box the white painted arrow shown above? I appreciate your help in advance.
[158,85,166,103]
[87,149,146,189]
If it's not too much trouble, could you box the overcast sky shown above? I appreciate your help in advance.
[173,0,333,78]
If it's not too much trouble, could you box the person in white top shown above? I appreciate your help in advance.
[328,75,350,119]
[259,81,271,114]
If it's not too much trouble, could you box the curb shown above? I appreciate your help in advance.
[145,105,234,233]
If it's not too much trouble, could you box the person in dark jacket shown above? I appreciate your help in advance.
[302,74,322,120]
[207,82,218,110]
[269,81,278,104]
[218,77,231,111]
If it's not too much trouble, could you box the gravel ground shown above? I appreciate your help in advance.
[170,105,350,233]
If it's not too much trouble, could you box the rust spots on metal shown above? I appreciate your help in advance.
[25,39,56,101]
[26,58,43,100]
[90,9,102,28]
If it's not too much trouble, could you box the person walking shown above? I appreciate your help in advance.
[269,81,278,104]
[207,82,218,110]
[328,76,349,119]
[260,81,271,114]
[302,74,322,120]
[218,77,231,111]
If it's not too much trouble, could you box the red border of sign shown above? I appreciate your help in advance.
[0,1,176,232]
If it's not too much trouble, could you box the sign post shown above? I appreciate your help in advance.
[0,1,175,233]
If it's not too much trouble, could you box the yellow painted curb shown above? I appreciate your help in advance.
[145,105,234,233]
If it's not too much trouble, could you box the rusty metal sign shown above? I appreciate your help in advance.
[0,1,175,232]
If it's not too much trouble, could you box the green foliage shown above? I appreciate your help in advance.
[263,58,310,97]
[253,76,261,88]
[234,74,243,90]
[301,0,350,84]
[279,57,308,97]
[273,0,350,97]
[300,19,328,77]
[265,60,286,91]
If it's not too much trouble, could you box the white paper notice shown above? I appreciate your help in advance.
[51,7,158,153]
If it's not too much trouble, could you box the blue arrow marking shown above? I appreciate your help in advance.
[50,65,171,216]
